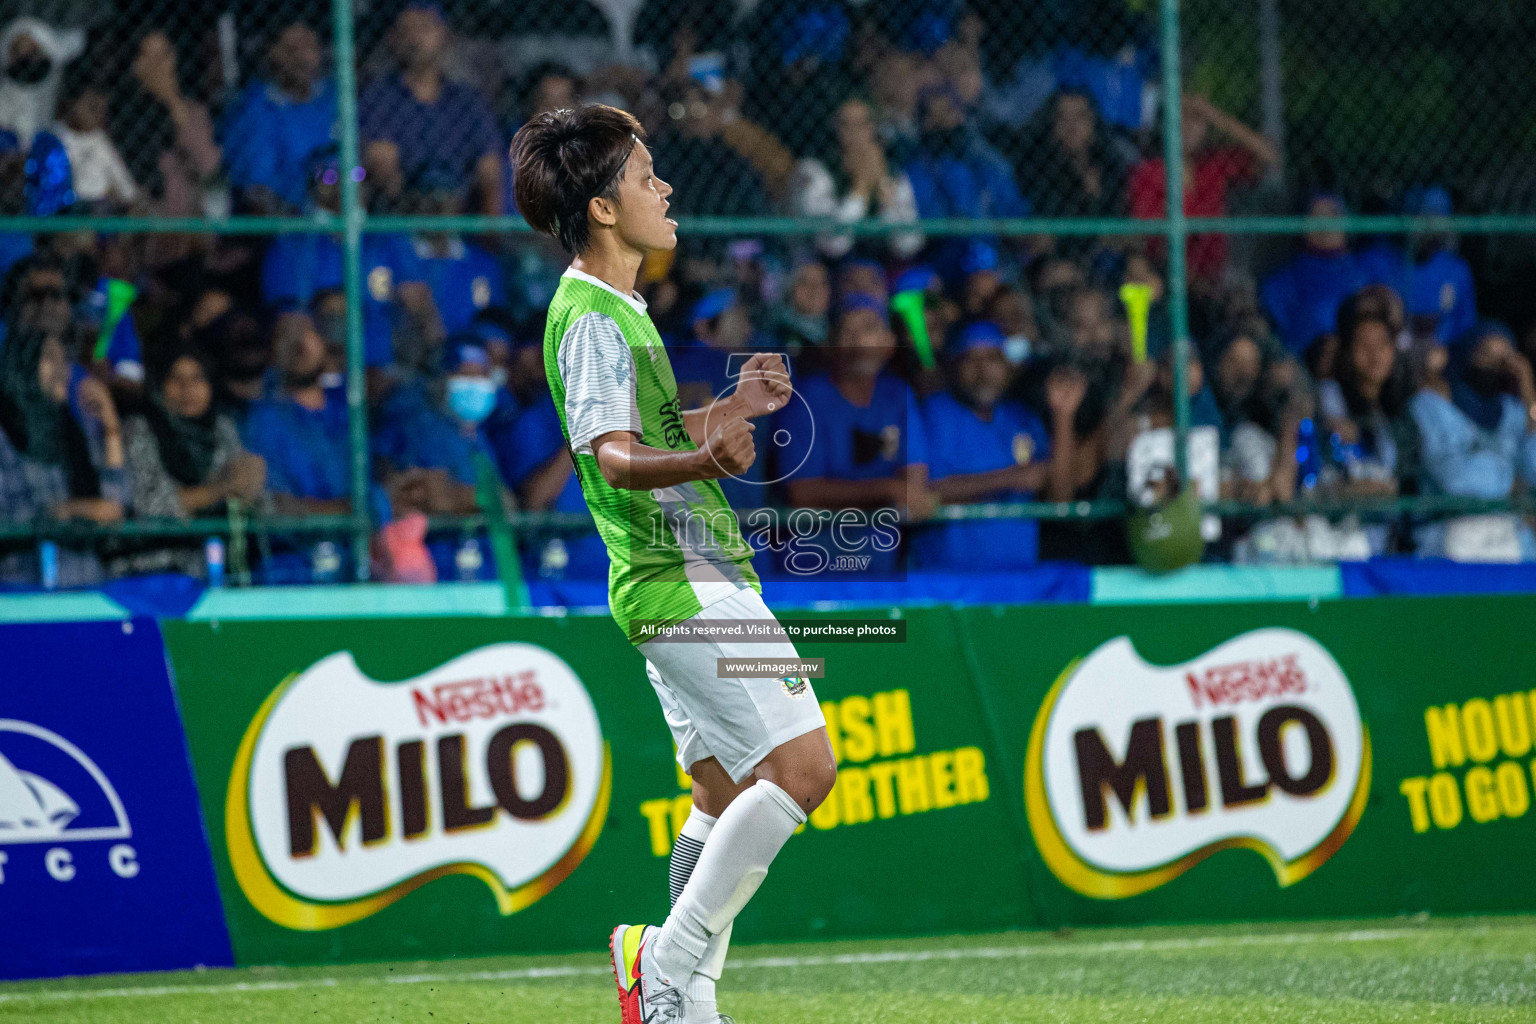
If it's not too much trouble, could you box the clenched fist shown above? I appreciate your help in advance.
[735,352,792,417]
[701,415,756,478]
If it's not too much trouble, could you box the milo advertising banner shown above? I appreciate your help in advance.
[162,609,1020,965]
[955,594,1536,925]
[163,595,1536,965]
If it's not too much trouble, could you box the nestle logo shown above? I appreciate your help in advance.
[1186,654,1307,709]
[412,674,545,727]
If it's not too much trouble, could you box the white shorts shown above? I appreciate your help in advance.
[639,586,826,784]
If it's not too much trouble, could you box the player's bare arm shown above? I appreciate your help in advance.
[681,352,791,444]
[591,420,756,491]
[591,352,789,490]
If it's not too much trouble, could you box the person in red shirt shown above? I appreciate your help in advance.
[1129,93,1280,288]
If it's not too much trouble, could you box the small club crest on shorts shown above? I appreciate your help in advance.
[781,676,810,698]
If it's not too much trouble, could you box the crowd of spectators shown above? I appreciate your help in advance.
[0,0,1534,590]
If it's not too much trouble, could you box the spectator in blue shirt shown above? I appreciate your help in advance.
[358,3,502,214]
[260,145,442,369]
[409,172,507,335]
[1261,193,1370,362]
[905,84,1030,221]
[906,84,1028,280]
[374,336,507,579]
[1411,322,1536,560]
[241,312,353,515]
[913,321,1080,570]
[223,22,337,214]
[376,336,494,514]
[771,294,916,576]
[1358,186,1476,345]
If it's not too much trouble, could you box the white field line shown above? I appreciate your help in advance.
[0,926,1480,1004]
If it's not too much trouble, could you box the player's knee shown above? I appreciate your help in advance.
[801,759,837,813]
[783,757,835,814]
[758,729,837,813]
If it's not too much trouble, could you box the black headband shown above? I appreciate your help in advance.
[587,134,640,205]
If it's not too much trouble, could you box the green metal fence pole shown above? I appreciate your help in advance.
[332,0,371,580]
[1159,0,1192,480]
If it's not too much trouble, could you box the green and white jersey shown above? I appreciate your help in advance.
[544,267,760,643]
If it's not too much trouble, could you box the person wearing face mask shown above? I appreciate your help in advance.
[904,84,1028,273]
[0,326,124,587]
[0,17,83,152]
[376,336,503,515]
[1357,186,1477,346]
[1411,321,1536,562]
[374,336,511,581]
[911,321,1078,571]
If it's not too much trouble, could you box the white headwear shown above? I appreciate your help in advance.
[0,17,85,149]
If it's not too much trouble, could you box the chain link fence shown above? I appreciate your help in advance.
[0,0,1533,589]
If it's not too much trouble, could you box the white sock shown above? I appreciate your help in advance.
[653,779,805,983]
[685,922,731,1022]
[670,808,729,1020]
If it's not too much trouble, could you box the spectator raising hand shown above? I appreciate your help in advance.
[788,98,923,259]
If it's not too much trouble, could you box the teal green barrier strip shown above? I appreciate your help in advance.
[185,582,510,621]
[0,592,129,622]
[1090,564,1344,605]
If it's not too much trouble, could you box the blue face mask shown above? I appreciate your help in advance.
[447,376,498,425]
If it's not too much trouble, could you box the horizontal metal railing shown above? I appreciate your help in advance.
[3,213,1534,237]
[1,494,1526,547]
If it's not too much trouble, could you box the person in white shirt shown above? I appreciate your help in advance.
[787,98,924,260]
[52,74,138,209]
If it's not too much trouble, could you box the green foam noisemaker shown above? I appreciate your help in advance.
[94,279,139,364]
[891,289,934,369]
[1118,282,1154,364]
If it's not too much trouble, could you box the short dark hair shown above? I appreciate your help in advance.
[511,104,644,255]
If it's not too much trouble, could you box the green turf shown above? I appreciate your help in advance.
[5,916,1536,1023]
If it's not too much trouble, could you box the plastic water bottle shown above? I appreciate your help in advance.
[539,538,569,579]
[454,537,484,582]
[205,537,226,588]
[311,540,342,584]
[38,540,58,590]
